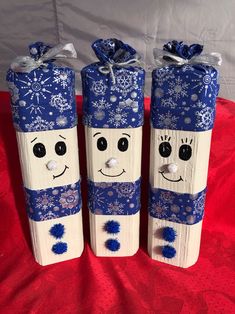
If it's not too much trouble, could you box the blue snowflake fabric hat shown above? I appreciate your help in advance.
[151,41,221,131]
[82,38,145,128]
[6,42,77,132]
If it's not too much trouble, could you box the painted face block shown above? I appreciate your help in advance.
[17,126,80,190]
[149,128,212,194]
[82,38,145,257]
[7,42,84,265]
[148,41,221,267]
[85,126,142,183]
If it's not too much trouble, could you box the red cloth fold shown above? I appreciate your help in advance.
[0,93,234,313]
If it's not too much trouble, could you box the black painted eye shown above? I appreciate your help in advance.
[179,144,192,161]
[33,143,46,158]
[97,137,107,151]
[118,137,129,152]
[159,142,172,158]
[55,141,67,156]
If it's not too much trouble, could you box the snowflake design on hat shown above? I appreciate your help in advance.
[160,97,177,109]
[111,69,138,97]
[196,107,214,130]
[50,93,72,113]
[8,81,19,104]
[18,71,52,104]
[91,79,107,96]
[25,116,54,132]
[35,193,55,210]
[39,211,59,221]
[192,66,218,96]
[155,67,175,86]
[26,103,45,115]
[157,111,179,129]
[107,108,128,127]
[92,98,112,110]
[56,115,68,127]
[53,68,71,89]
[168,76,189,100]
[107,200,125,215]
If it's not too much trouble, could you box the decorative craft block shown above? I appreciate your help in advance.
[148,41,221,267]
[7,42,84,265]
[82,38,145,256]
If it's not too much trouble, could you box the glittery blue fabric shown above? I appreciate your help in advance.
[151,43,219,131]
[88,178,141,215]
[148,186,206,225]
[25,181,82,221]
[82,38,145,128]
[6,42,77,132]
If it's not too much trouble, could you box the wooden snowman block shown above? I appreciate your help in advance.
[7,42,84,265]
[82,38,145,256]
[148,41,222,267]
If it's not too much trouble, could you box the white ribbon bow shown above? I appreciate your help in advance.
[10,43,77,73]
[153,48,222,67]
[98,56,141,84]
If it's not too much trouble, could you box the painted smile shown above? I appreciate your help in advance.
[53,165,69,179]
[158,171,183,182]
[98,169,126,177]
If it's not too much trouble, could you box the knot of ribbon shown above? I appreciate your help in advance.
[98,57,141,84]
[153,48,222,68]
[10,43,77,73]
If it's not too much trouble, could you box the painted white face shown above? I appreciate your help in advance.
[85,126,142,182]
[150,128,212,194]
[16,126,80,190]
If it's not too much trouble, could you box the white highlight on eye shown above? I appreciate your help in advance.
[167,163,178,173]
[46,160,58,171]
[106,158,118,168]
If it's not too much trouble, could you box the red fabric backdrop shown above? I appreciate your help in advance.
[0,93,235,313]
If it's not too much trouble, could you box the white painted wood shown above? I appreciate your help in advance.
[16,126,80,190]
[89,211,140,257]
[149,128,212,194]
[29,211,84,266]
[148,215,202,268]
[85,126,142,182]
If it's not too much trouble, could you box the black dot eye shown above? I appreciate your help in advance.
[55,141,67,156]
[97,137,107,151]
[118,137,129,152]
[159,142,172,158]
[33,143,46,158]
[179,144,192,161]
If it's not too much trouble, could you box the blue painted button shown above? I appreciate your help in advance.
[162,245,176,258]
[104,220,120,234]
[162,227,176,242]
[52,242,68,255]
[49,223,65,239]
[105,239,120,251]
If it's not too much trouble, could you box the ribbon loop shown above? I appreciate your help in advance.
[153,48,222,68]
[10,43,77,73]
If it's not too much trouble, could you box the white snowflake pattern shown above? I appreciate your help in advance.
[107,200,124,215]
[155,67,175,86]
[119,98,139,112]
[26,103,45,114]
[193,192,205,216]
[113,182,136,198]
[39,211,59,221]
[35,193,55,211]
[25,116,54,131]
[53,68,71,89]
[92,98,112,110]
[8,81,19,104]
[50,93,72,113]
[168,76,189,100]
[150,201,168,219]
[160,97,177,109]
[107,108,128,127]
[111,69,138,97]
[17,71,52,104]
[168,214,182,223]
[91,80,107,96]
[94,110,105,120]
[157,111,179,129]
[196,107,214,130]
[192,100,207,109]
[160,191,175,204]
[56,115,68,127]
[89,189,105,209]
[192,66,218,96]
